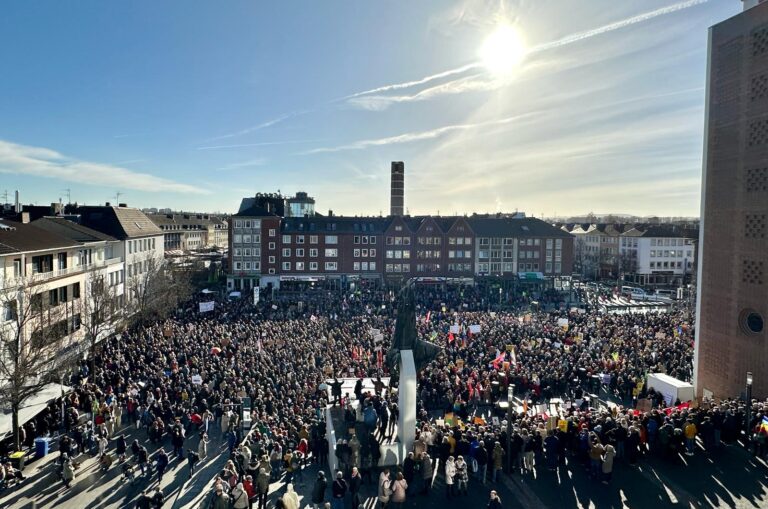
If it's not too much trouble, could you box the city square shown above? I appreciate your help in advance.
[1,1,767,509]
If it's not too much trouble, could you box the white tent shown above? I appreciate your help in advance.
[0,383,73,439]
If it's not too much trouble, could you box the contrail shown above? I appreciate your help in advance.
[531,0,710,53]
[349,0,711,99]
[341,62,482,99]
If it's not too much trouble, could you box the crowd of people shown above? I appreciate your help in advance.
[1,283,765,509]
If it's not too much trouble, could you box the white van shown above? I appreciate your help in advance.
[654,289,674,300]
[622,286,648,301]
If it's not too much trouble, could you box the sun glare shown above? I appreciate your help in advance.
[480,24,526,76]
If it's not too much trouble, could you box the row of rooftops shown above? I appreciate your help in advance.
[560,223,699,239]
[260,214,573,238]
[0,204,165,256]
[147,213,227,229]
[0,217,117,256]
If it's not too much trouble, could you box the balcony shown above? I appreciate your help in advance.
[7,258,122,287]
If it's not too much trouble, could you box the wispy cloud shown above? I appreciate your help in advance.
[303,113,536,154]
[215,158,265,171]
[204,110,311,142]
[0,139,209,194]
[196,140,318,151]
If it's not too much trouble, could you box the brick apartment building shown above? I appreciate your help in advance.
[226,193,574,291]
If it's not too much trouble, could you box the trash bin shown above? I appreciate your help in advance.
[35,437,50,458]
[9,451,25,471]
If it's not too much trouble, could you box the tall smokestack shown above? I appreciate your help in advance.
[14,190,20,213]
[390,161,404,216]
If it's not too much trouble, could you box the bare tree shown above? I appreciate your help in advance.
[126,255,192,326]
[82,270,125,377]
[0,280,75,451]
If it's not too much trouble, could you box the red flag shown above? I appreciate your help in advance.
[448,332,455,343]
[425,310,431,323]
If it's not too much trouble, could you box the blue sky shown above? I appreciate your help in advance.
[0,0,740,217]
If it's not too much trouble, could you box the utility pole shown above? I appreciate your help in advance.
[62,188,71,204]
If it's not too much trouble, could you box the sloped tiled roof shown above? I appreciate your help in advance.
[0,220,81,254]
[76,206,162,240]
[281,216,391,234]
[33,217,117,243]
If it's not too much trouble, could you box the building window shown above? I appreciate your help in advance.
[326,235,338,244]
[354,262,360,271]
[370,248,376,257]
[269,256,275,263]
[310,262,318,271]
[269,229,276,237]
[269,242,276,250]
[234,262,242,270]
[310,248,318,257]
[354,236,361,244]
[325,262,338,271]
[555,262,562,273]
[235,220,243,228]
[296,262,304,271]
[325,248,338,257]
[282,235,291,244]
[362,262,369,270]
[296,235,304,244]
[354,249,361,257]
[268,268,275,274]
[282,248,291,257]
[296,248,304,257]
[282,262,291,270]
[310,235,318,244]
[362,249,368,257]
[370,262,376,271]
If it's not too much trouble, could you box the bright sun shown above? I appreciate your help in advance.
[480,24,526,76]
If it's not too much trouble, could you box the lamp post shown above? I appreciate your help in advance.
[506,384,514,473]
[745,372,753,446]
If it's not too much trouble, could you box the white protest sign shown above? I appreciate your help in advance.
[469,324,481,334]
[199,301,215,313]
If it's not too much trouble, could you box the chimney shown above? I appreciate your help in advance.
[328,209,334,217]
[390,161,405,216]
[14,190,20,213]
[105,202,111,207]
[119,203,127,208]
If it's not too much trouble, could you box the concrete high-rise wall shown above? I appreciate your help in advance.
[694,2,768,399]
[390,161,404,216]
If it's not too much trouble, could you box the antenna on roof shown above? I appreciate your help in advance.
[114,192,123,205]
[63,188,71,204]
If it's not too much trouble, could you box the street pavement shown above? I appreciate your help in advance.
[2,427,766,508]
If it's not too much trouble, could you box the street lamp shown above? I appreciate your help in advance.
[746,372,753,446]
[506,384,514,473]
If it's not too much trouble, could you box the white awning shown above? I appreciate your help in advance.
[0,383,73,440]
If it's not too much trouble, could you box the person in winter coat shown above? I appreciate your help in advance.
[198,433,209,461]
[492,442,505,482]
[402,452,416,494]
[256,468,270,509]
[62,459,75,488]
[420,452,434,494]
[230,482,249,509]
[156,449,169,483]
[454,456,469,495]
[311,471,328,509]
[331,471,348,509]
[389,472,408,508]
[444,456,456,498]
[207,485,230,509]
[283,484,300,509]
[349,466,363,508]
[487,490,503,509]
[602,444,616,484]
[377,468,391,508]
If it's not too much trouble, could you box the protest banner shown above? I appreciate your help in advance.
[199,301,215,313]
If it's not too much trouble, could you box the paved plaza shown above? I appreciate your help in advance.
[1,424,766,509]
